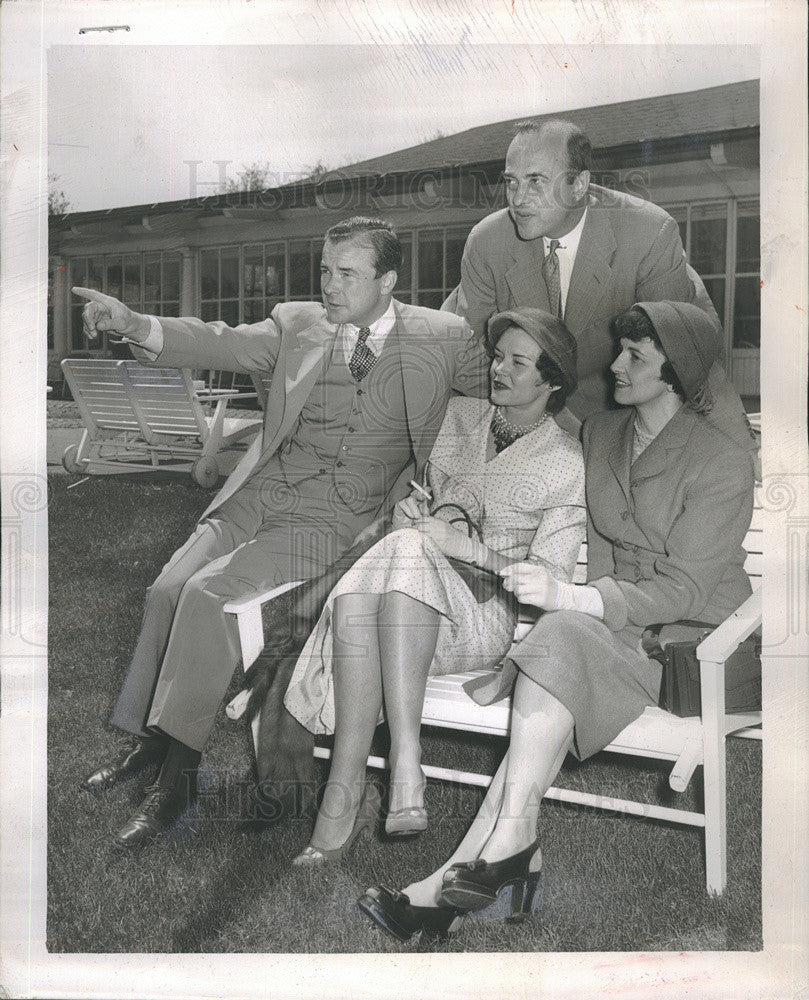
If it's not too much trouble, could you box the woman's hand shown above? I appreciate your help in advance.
[414,517,481,563]
[500,562,560,609]
[391,494,429,529]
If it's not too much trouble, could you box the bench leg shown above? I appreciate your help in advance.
[701,658,728,895]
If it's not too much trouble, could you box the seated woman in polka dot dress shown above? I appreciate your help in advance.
[283,308,585,864]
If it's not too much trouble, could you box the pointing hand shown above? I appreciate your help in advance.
[72,287,151,343]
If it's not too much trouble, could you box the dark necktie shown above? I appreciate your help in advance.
[542,239,562,318]
[348,326,376,381]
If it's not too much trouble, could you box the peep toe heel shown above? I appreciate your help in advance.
[292,782,381,867]
[439,840,542,916]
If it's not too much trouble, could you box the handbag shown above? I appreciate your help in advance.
[430,501,503,605]
[641,619,761,718]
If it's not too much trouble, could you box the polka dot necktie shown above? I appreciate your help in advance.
[542,239,562,318]
[348,326,377,381]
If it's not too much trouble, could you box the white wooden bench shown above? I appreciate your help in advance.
[224,499,762,895]
[61,358,261,487]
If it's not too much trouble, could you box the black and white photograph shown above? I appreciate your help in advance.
[1,1,806,997]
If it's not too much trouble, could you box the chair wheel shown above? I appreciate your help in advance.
[191,456,219,488]
[62,443,83,474]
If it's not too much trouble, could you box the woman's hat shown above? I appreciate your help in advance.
[487,308,578,395]
[632,301,722,401]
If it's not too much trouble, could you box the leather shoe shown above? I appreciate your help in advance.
[358,885,462,942]
[113,778,196,851]
[82,736,167,794]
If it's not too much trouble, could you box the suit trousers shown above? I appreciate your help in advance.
[110,473,367,751]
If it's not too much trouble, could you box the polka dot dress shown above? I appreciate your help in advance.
[284,397,586,735]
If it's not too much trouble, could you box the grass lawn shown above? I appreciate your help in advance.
[47,473,762,954]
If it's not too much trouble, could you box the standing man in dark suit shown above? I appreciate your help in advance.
[446,118,754,449]
[75,217,489,849]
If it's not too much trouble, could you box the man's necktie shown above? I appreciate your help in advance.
[348,326,377,381]
[542,239,562,318]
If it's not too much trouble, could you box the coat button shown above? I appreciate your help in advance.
[621,510,630,521]
[336,461,344,468]
[348,426,355,432]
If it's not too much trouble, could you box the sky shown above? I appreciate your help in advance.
[48,43,759,213]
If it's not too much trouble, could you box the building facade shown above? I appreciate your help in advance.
[49,80,760,397]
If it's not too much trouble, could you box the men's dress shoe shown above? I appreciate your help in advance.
[440,840,543,920]
[113,780,194,851]
[358,885,462,942]
[82,736,167,794]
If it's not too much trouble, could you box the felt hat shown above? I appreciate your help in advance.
[632,301,721,401]
[487,308,578,396]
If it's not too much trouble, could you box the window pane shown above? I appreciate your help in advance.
[200,250,219,300]
[162,256,180,301]
[143,301,159,316]
[418,290,444,310]
[123,257,141,308]
[733,275,760,349]
[690,204,727,275]
[71,306,85,351]
[161,300,180,318]
[265,248,284,297]
[290,241,311,296]
[144,257,161,300]
[87,256,104,290]
[106,260,122,300]
[243,299,266,324]
[417,230,443,291]
[220,250,239,299]
[243,246,264,297]
[702,277,726,321]
[397,236,412,291]
[445,228,469,291]
[219,300,239,326]
[736,202,760,273]
[71,258,87,287]
[200,300,219,322]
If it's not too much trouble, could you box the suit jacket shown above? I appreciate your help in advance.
[135,300,489,519]
[582,407,754,633]
[446,187,753,450]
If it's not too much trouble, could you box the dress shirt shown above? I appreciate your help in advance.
[543,205,588,317]
[338,298,397,366]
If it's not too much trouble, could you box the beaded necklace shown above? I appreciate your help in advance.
[490,406,550,453]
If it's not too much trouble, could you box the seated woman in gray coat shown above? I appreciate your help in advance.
[359,300,755,942]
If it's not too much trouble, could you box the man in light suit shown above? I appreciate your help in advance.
[75,217,489,848]
[445,118,754,450]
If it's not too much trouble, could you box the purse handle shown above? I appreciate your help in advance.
[429,501,484,542]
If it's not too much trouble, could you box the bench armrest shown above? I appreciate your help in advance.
[223,579,304,616]
[696,588,762,664]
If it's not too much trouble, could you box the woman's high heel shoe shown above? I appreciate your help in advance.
[385,768,428,838]
[358,885,462,942]
[291,783,381,867]
[439,840,542,920]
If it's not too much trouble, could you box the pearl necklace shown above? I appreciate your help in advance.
[490,406,550,453]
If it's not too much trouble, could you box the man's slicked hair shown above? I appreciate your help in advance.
[512,118,592,180]
[324,217,402,277]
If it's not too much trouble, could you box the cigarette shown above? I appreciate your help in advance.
[409,480,432,501]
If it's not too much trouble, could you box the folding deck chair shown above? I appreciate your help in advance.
[60,358,262,487]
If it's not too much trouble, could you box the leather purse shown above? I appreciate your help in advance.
[430,501,503,605]
[641,619,761,717]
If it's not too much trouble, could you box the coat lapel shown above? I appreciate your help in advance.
[630,406,696,485]
[563,197,616,335]
[605,409,635,505]
[505,238,550,312]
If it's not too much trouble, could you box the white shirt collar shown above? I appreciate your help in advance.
[543,204,588,260]
[340,298,397,362]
